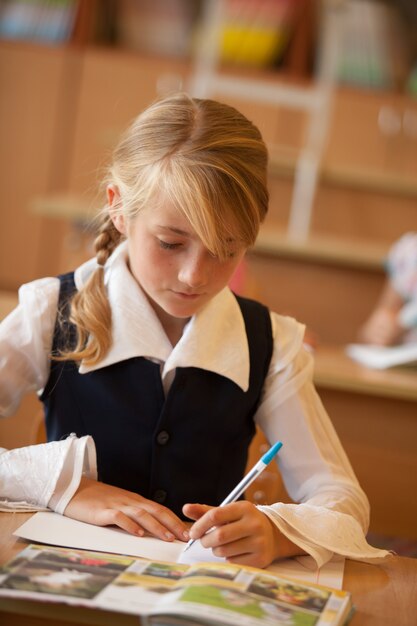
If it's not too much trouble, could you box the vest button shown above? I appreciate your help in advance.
[153,489,167,504]
[156,430,170,445]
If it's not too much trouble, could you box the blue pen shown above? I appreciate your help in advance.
[184,441,283,552]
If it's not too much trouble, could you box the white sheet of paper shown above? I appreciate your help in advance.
[13,512,344,588]
[346,342,417,369]
[14,512,185,563]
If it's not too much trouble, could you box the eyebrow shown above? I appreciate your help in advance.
[157,225,191,237]
[157,225,237,245]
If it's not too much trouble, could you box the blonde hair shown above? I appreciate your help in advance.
[59,92,269,365]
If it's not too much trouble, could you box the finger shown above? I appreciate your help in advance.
[208,533,271,569]
[200,516,249,550]
[225,550,267,569]
[130,509,176,541]
[128,503,189,541]
[182,503,212,522]
[145,502,190,541]
[211,535,252,559]
[188,504,240,542]
[147,506,190,542]
[119,498,190,541]
[221,534,275,570]
[196,501,262,547]
[90,508,145,536]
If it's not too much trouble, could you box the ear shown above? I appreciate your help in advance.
[107,184,126,235]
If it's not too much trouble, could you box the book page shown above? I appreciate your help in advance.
[0,544,351,626]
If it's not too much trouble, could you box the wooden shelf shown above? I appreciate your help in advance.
[269,150,417,199]
[30,193,97,222]
[254,227,388,270]
[32,192,390,272]
[31,191,392,274]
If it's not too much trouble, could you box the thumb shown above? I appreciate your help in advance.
[182,502,213,521]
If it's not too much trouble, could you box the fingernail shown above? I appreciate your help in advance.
[136,529,144,537]
[183,530,190,540]
[165,532,174,541]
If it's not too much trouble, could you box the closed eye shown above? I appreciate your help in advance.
[158,239,182,250]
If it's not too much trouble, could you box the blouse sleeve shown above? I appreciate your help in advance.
[0,277,59,416]
[0,435,97,512]
[0,278,98,513]
[254,313,391,567]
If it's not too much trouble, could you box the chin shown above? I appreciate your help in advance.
[165,300,206,318]
[168,305,201,319]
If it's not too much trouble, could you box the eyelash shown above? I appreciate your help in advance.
[158,240,181,250]
[158,239,237,259]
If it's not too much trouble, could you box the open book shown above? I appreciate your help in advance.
[346,342,417,369]
[0,544,353,626]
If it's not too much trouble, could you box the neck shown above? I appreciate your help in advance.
[150,300,189,347]
[165,323,188,347]
[160,314,189,347]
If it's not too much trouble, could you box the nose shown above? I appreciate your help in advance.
[178,251,211,289]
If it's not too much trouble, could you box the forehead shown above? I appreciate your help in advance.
[128,188,243,259]
[134,198,195,237]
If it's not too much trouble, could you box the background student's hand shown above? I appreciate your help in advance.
[358,307,404,346]
[183,501,305,569]
[64,476,190,542]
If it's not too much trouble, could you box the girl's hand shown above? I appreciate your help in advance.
[64,476,190,542]
[183,501,305,569]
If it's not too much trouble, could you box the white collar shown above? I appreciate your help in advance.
[74,243,250,391]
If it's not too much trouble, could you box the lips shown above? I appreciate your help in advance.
[174,291,202,299]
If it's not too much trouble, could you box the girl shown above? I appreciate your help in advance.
[0,93,389,569]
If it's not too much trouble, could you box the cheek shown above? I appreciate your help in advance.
[213,260,244,290]
[142,247,176,282]
[128,243,156,284]
[226,255,246,279]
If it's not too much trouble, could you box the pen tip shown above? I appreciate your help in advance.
[184,539,195,552]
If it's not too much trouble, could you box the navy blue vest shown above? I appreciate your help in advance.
[40,273,273,518]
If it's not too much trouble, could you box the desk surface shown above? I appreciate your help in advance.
[313,344,417,402]
[1,513,417,626]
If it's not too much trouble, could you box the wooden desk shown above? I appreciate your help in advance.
[314,345,417,402]
[313,346,417,539]
[1,512,417,626]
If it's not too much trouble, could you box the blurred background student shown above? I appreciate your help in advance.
[358,232,417,346]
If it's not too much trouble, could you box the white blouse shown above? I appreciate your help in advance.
[0,243,390,566]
